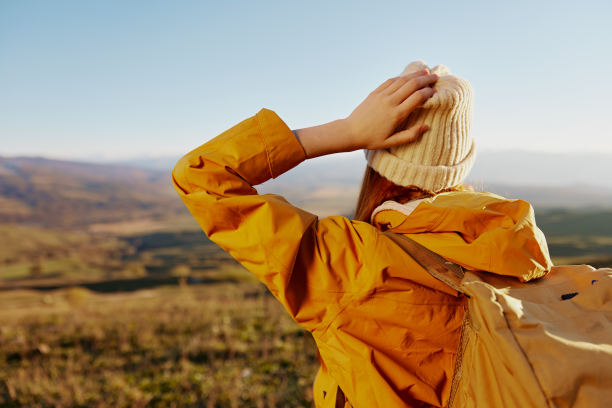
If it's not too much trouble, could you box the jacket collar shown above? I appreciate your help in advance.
[370,198,430,224]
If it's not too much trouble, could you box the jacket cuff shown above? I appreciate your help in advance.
[255,108,307,178]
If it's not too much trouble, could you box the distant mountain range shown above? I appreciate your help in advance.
[257,150,612,213]
[1,150,610,229]
[0,156,183,228]
[468,150,612,188]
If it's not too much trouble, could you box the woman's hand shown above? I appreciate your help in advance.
[345,70,437,150]
[294,70,438,159]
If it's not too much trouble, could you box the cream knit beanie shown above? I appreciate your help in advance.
[365,60,475,192]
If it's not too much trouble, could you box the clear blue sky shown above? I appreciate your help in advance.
[1,0,611,160]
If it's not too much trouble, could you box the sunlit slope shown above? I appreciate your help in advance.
[0,156,183,227]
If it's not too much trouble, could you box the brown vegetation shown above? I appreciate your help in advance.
[0,283,318,407]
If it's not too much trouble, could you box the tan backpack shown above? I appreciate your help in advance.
[386,232,612,408]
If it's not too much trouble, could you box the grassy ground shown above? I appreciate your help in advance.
[0,281,319,408]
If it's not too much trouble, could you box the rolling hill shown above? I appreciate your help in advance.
[0,156,184,228]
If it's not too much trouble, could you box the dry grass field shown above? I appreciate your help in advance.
[0,281,318,408]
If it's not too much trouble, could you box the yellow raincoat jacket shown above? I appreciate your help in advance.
[172,108,553,407]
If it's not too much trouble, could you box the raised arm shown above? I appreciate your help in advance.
[171,71,438,331]
[171,109,367,331]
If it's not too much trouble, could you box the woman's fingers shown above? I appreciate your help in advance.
[391,74,438,105]
[379,123,429,149]
[381,70,430,95]
[397,86,436,115]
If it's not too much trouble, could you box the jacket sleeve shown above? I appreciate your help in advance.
[171,108,377,332]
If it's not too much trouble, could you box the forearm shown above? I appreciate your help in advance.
[292,118,355,159]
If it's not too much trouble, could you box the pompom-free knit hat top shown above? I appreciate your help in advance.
[365,60,475,192]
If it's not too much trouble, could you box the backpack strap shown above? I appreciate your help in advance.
[383,231,472,407]
[383,230,465,293]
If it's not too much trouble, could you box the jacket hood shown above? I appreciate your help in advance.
[371,191,553,282]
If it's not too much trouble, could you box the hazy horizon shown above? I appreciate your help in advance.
[3,148,612,192]
[2,146,612,163]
